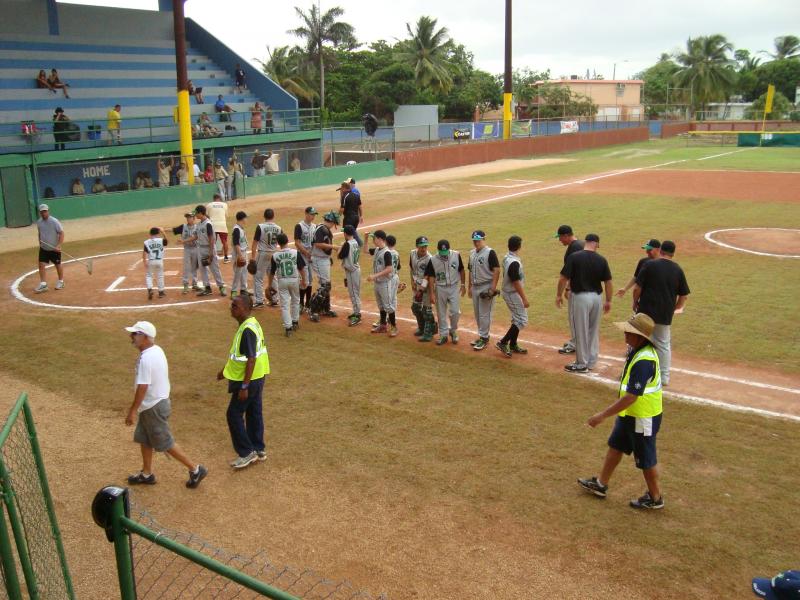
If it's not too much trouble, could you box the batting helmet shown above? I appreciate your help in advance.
[323,210,340,225]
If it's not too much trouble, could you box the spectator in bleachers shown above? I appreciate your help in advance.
[265,105,274,134]
[213,159,229,199]
[197,113,222,137]
[47,69,70,99]
[215,95,235,122]
[203,163,214,183]
[290,153,301,172]
[52,107,70,151]
[143,172,154,188]
[134,172,146,190]
[226,156,244,200]
[192,160,201,181]
[234,64,246,93]
[251,150,266,176]
[70,178,85,195]
[177,161,190,186]
[91,178,107,193]
[107,104,122,145]
[188,80,204,104]
[250,102,263,134]
[266,151,280,175]
[36,70,57,95]
[157,156,173,187]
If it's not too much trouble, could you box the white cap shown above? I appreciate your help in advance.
[124,321,156,338]
[38,204,49,212]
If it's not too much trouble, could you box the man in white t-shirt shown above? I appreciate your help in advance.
[265,151,280,174]
[206,193,230,263]
[124,321,207,488]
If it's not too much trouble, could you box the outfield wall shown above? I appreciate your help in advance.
[394,127,649,175]
[690,121,798,132]
[661,122,691,138]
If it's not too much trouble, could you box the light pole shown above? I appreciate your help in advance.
[612,59,628,80]
[502,0,512,140]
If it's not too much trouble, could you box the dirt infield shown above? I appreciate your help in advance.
[710,228,800,256]
[556,168,800,203]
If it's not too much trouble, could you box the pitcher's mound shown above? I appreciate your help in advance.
[705,228,800,258]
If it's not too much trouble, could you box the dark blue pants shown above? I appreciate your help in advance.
[226,377,265,457]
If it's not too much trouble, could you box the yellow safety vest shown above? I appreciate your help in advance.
[222,317,270,381]
[618,344,662,418]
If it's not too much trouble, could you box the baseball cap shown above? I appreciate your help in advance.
[554,225,573,237]
[642,239,661,250]
[471,230,486,241]
[343,224,356,236]
[437,239,450,255]
[585,233,600,243]
[752,570,800,599]
[305,206,318,215]
[415,236,429,247]
[184,212,194,218]
[38,204,49,212]
[124,321,156,338]
[336,180,350,191]
[661,240,676,254]
[372,229,387,240]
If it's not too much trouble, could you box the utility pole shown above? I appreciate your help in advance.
[502,0,512,140]
[172,0,194,183]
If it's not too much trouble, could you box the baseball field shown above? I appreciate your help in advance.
[1,136,798,598]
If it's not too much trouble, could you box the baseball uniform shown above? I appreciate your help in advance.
[338,238,361,316]
[370,246,393,312]
[563,238,585,351]
[502,252,528,329]
[425,251,464,338]
[410,249,433,308]
[270,248,306,330]
[388,248,401,314]
[196,218,225,290]
[294,220,317,289]
[173,223,198,287]
[469,245,500,340]
[144,237,167,292]
[231,223,249,294]
[253,222,282,304]
[311,225,334,285]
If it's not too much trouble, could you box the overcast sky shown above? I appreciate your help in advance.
[65,1,799,80]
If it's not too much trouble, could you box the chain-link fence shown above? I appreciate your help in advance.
[93,487,385,600]
[0,393,75,599]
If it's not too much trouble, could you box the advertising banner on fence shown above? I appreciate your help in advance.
[560,121,579,134]
[511,120,532,137]
[472,122,500,140]
[453,128,471,141]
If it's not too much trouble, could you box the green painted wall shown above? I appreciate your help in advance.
[0,177,6,228]
[42,160,395,222]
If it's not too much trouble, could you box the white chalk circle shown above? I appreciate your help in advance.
[704,228,800,259]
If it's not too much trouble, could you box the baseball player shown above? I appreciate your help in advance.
[207,193,230,263]
[425,240,465,345]
[252,208,282,308]
[338,225,362,326]
[231,211,249,297]
[143,227,168,300]
[365,230,395,335]
[308,211,339,322]
[193,205,226,297]
[293,207,318,312]
[616,239,660,308]
[172,211,200,294]
[386,235,405,332]
[496,235,530,358]
[267,233,306,336]
[410,236,435,342]
[467,230,501,351]
[556,225,584,355]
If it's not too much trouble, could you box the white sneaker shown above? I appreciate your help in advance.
[230,451,258,469]
[55,280,64,290]
[34,282,48,293]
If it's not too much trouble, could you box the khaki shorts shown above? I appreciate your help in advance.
[133,399,174,452]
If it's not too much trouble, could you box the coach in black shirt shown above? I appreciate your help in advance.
[338,181,363,246]
[556,224,585,355]
[557,233,613,373]
[633,240,690,386]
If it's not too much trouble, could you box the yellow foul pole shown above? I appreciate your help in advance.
[502,0,512,140]
[173,0,194,183]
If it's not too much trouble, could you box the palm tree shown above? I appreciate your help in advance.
[255,46,318,104]
[395,16,454,94]
[288,5,357,112]
[673,35,737,118]
[767,35,800,60]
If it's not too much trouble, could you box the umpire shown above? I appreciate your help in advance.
[556,233,613,373]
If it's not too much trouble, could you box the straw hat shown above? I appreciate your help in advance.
[614,313,655,342]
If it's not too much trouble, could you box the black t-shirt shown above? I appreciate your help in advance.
[564,239,584,264]
[507,261,522,282]
[635,258,690,325]
[340,192,361,225]
[313,225,332,255]
[338,242,350,260]
[633,256,651,277]
[293,223,303,240]
[560,250,612,294]
[232,227,242,247]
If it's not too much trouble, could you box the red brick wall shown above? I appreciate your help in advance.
[690,121,797,132]
[394,127,650,175]
[661,122,691,138]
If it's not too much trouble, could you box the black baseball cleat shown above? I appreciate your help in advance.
[292,321,299,331]
[128,471,156,485]
[564,363,588,373]
[323,310,337,318]
[186,465,208,489]
[630,492,664,510]
[197,287,212,297]
[147,289,154,300]
[158,290,166,298]
[577,476,608,498]
[559,346,576,354]
[309,313,320,322]
[285,328,292,337]
[495,341,512,358]
[413,329,423,337]
[510,344,528,354]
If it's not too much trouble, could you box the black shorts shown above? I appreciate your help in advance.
[607,414,662,470]
[38,248,61,265]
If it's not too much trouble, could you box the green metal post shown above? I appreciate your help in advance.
[22,400,75,599]
[0,500,23,600]
[110,494,136,600]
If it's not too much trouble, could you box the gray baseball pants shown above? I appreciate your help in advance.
[570,292,602,369]
[345,269,361,314]
[278,278,300,329]
[232,263,248,293]
[502,291,528,329]
[388,274,399,313]
[471,282,495,339]
[373,280,391,312]
[254,251,276,303]
[312,257,331,285]
[652,324,672,385]
[198,246,224,288]
[435,283,460,337]
[182,246,199,286]
[146,260,165,291]
[565,292,577,350]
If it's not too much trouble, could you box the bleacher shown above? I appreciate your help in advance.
[0,33,278,151]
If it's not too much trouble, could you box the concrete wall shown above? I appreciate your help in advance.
[0,0,50,36]
[58,3,174,40]
[661,122,691,138]
[394,127,649,175]
[690,120,799,132]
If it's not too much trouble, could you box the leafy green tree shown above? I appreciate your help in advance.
[444,70,502,119]
[744,90,793,119]
[766,35,800,60]
[673,34,737,117]
[530,83,597,119]
[638,56,680,117]
[395,16,454,93]
[359,62,418,120]
[506,68,550,105]
[255,45,318,105]
[288,4,357,112]
[753,59,800,103]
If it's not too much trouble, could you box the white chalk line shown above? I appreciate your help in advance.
[331,303,800,423]
[696,148,753,161]
[704,228,800,259]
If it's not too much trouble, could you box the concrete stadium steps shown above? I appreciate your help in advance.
[0,50,208,65]
[0,86,241,100]
[0,77,234,89]
[0,33,179,50]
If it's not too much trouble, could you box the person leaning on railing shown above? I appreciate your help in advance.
[70,178,85,195]
[52,107,70,151]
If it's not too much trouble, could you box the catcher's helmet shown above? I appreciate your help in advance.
[323,210,340,225]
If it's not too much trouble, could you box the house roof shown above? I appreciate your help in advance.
[533,79,644,86]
